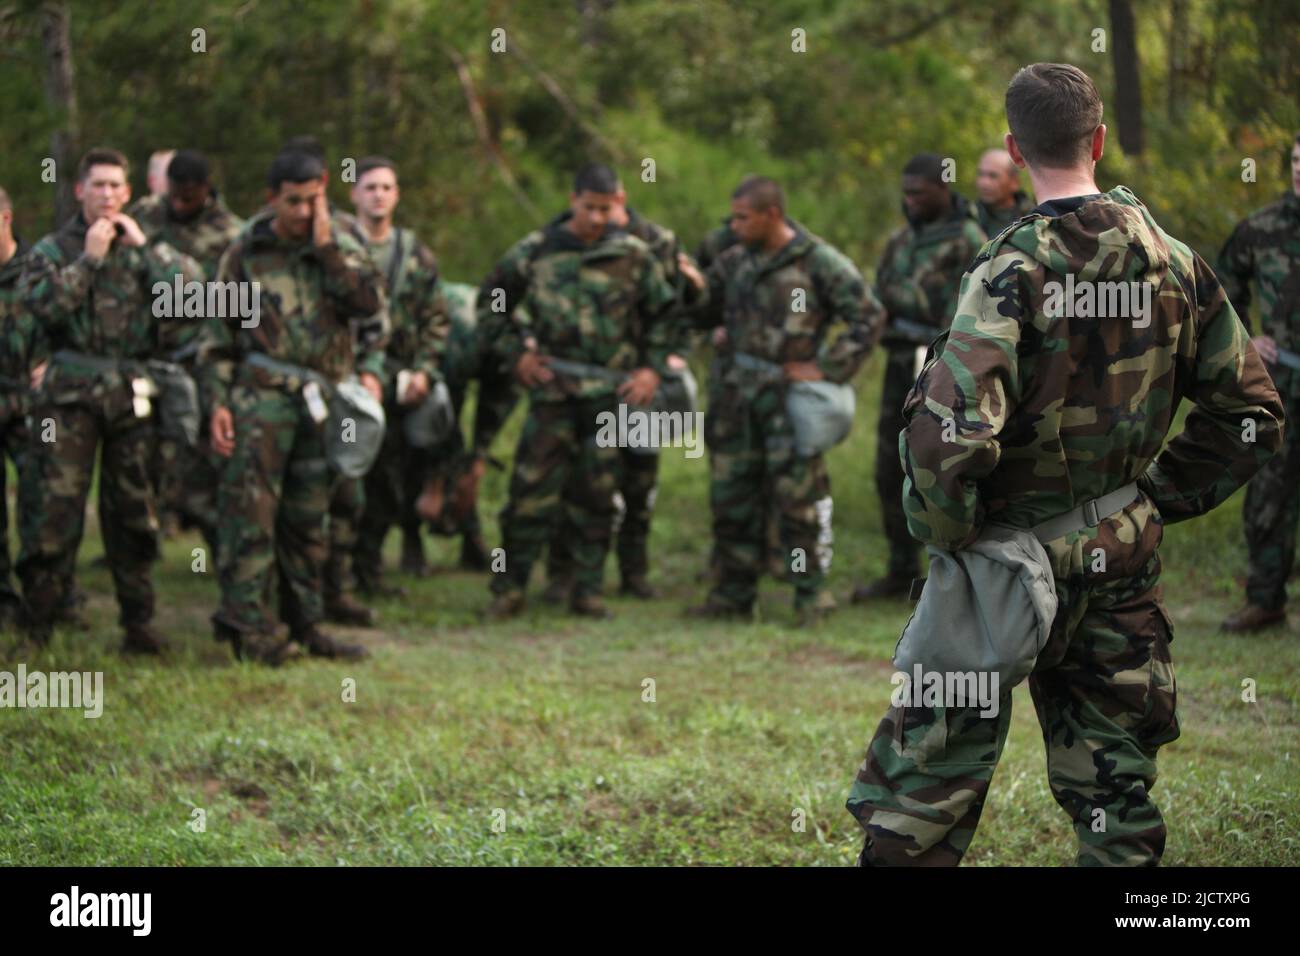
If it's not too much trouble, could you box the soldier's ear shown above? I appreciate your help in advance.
[1004,132,1027,169]
[1090,125,1106,163]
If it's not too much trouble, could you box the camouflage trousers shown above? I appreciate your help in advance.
[0,406,30,611]
[325,474,364,602]
[355,405,427,579]
[170,441,221,557]
[847,499,1180,866]
[17,397,159,628]
[491,396,622,599]
[212,383,331,637]
[547,447,659,585]
[1243,388,1300,611]
[705,379,832,610]
[876,347,922,580]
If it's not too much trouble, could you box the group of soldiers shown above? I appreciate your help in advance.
[0,59,1295,866]
[0,91,1297,664]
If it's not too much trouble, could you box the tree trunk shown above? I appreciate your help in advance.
[1108,0,1144,155]
[39,1,79,223]
[1167,0,1186,122]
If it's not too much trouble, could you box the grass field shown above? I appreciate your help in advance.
[2,348,1298,866]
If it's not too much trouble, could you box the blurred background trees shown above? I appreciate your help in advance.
[1,0,1296,277]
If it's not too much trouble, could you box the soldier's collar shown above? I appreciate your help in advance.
[1029,193,1106,218]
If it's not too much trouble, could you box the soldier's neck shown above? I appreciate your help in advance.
[1025,164,1101,204]
[0,234,15,266]
[763,222,796,254]
[360,216,394,242]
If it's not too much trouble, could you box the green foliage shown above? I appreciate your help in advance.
[2,0,1296,277]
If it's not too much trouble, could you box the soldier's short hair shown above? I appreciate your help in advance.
[0,186,10,214]
[902,153,947,185]
[167,149,211,187]
[573,163,619,196]
[281,135,326,162]
[357,156,398,182]
[732,175,784,214]
[77,147,129,183]
[1005,63,1103,169]
[268,150,325,191]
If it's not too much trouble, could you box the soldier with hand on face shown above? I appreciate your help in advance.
[17,148,202,654]
[201,148,386,665]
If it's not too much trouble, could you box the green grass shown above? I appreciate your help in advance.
[2,349,1298,865]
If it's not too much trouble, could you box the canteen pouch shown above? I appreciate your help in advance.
[786,379,855,457]
[892,522,1058,691]
[326,376,387,478]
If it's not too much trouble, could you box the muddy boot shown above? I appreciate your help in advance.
[325,593,379,628]
[484,590,526,622]
[19,605,53,648]
[1220,603,1286,633]
[123,622,170,655]
[541,573,574,606]
[619,575,659,599]
[159,511,182,540]
[460,532,489,572]
[794,589,838,629]
[293,624,370,660]
[570,594,613,620]
[682,596,753,622]
[401,529,429,577]
[358,575,407,599]
[850,574,914,603]
[236,629,303,667]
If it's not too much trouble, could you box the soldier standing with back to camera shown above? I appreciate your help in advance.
[846,64,1283,867]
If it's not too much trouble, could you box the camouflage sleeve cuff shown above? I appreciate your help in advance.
[314,241,348,273]
[816,356,856,385]
[357,350,388,386]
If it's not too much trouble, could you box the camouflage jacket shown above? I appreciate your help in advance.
[128,190,244,279]
[198,208,386,410]
[976,190,1035,238]
[346,222,450,397]
[694,218,738,274]
[440,280,480,386]
[478,213,680,402]
[0,241,33,418]
[1217,190,1300,391]
[900,185,1284,556]
[625,206,704,350]
[693,215,815,273]
[20,213,200,390]
[877,193,987,349]
[696,225,883,385]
